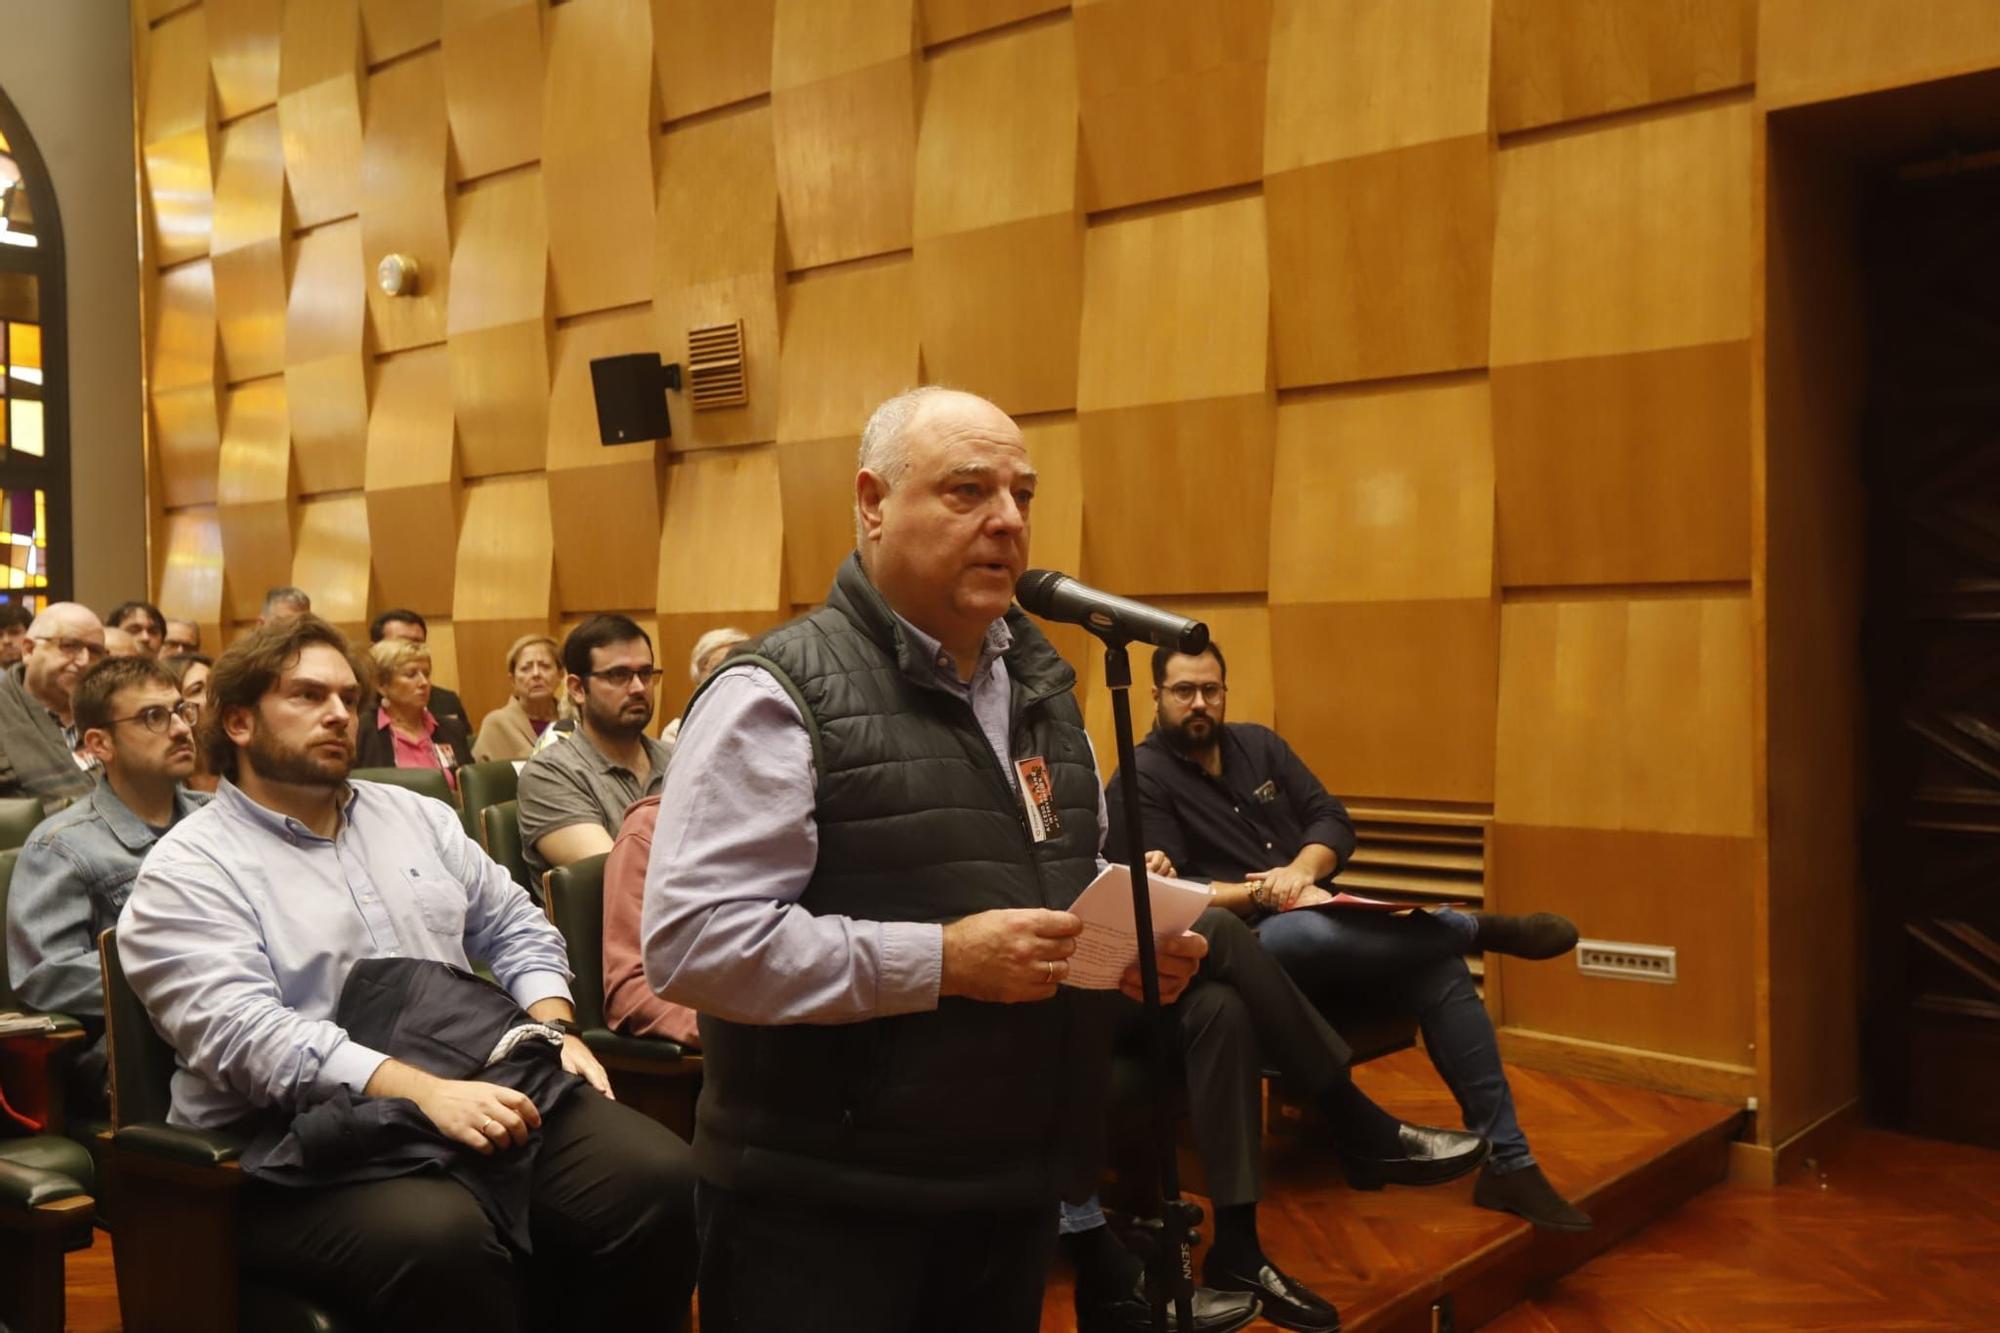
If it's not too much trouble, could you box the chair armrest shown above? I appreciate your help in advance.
[0,1158,85,1210]
[112,1122,246,1168]
[582,1028,688,1066]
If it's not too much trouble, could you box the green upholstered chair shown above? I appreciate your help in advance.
[457,760,520,845]
[544,855,699,1139]
[482,800,534,898]
[0,796,48,852]
[348,766,457,812]
[98,929,353,1333]
[1,845,98,1333]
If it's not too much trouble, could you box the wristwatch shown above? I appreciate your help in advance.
[546,1018,582,1038]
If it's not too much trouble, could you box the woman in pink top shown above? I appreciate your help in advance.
[355,636,473,788]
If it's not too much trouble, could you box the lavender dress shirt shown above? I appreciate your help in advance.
[642,613,1108,1027]
[117,778,573,1128]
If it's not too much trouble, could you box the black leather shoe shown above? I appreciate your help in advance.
[1470,911,1578,960]
[1075,1273,1262,1333]
[1201,1255,1340,1332]
[1473,1161,1593,1231]
[1340,1122,1490,1190]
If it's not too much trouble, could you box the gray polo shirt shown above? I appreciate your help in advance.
[517,726,673,878]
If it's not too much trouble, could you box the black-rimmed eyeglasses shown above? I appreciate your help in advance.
[108,702,200,734]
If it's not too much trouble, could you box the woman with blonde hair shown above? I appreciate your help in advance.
[355,636,474,787]
[473,632,565,762]
[660,626,749,743]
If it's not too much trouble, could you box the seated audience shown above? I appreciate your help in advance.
[117,614,697,1330]
[164,653,217,793]
[601,794,700,1048]
[517,615,670,878]
[162,618,201,656]
[0,602,106,809]
[0,602,31,667]
[370,609,468,731]
[5,656,204,1113]
[108,599,167,657]
[259,585,311,624]
[660,625,748,744]
[472,633,562,762]
[1115,641,1592,1231]
[103,626,141,659]
[356,636,472,790]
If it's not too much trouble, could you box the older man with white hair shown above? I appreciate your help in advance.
[0,601,106,808]
[644,387,1212,1332]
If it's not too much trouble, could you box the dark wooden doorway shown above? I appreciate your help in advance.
[1859,152,2000,1148]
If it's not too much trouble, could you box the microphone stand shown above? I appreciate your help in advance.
[1094,632,1200,1333]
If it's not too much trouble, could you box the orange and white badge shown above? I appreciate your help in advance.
[1015,755,1062,842]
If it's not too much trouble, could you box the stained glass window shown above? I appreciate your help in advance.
[0,127,35,251]
[0,96,66,609]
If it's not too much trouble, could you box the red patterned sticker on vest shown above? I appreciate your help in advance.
[1015,755,1062,842]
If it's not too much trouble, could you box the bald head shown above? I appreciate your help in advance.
[23,602,107,718]
[855,388,1019,540]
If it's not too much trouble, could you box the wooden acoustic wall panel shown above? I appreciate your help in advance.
[1494,341,1751,587]
[1495,595,1754,837]
[156,508,226,647]
[208,0,282,121]
[283,219,370,495]
[151,261,223,509]
[1074,0,1271,212]
[656,445,786,724]
[215,380,296,624]
[1492,0,1754,133]
[920,0,1066,45]
[1759,0,2000,109]
[546,310,665,612]
[362,50,453,353]
[210,108,290,385]
[361,0,444,64]
[454,476,556,722]
[913,19,1082,415]
[654,0,774,122]
[771,0,918,269]
[1078,196,1271,595]
[277,0,365,230]
[290,495,372,635]
[1020,415,1081,579]
[1489,823,1756,1067]
[441,0,544,181]
[775,257,919,603]
[141,8,216,269]
[1271,598,1497,803]
[543,0,657,318]
[654,103,782,451]
[1264,0,1491,171]
[364,345,460,615]
[1269,379,1493,605]
[447,170,550,476]
[1491,99,1752,367]
[1267,135,1492,388]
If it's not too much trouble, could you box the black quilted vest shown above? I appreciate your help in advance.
[691,553,1118,1210]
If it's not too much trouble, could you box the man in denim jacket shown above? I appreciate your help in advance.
[5,655,205,1112]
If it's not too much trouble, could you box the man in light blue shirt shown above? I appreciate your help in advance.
[7,655,207,1115]
[118,615,696,1331]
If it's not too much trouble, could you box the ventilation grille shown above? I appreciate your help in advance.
[1344,799,1491,982]
[687,320,748,410]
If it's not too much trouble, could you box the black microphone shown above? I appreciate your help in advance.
[1015,570,1210,654]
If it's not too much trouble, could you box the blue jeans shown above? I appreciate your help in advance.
[1255,908,1533,1171]
[1058,1198,1105,1235]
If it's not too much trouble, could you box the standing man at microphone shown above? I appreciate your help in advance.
[644,387,1209,1333]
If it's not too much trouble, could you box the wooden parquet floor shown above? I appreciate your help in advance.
[1488,1128,2000,1331]
[75,1052,1992,1331]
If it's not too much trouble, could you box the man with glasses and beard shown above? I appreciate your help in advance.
[0,602,108,808]
[517,614,673,878]
[1110,642,1595,1233]
[116,614,698,1330]
[6,656,206,1114]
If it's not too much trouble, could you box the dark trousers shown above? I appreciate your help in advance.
[696,1181,1058,1333]
[239,1089,698,1332]
[1148,907,1356,1207]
